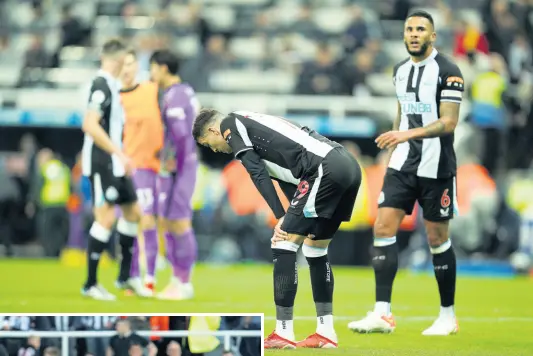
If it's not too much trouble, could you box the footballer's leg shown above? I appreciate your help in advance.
[264,227,303,350]
[157,218,197,300]
[157,168,198,301]
[82,172,117,301]
[116,177,152,297]
[130,169,159,290]
[348,169,416,333]
[296,235,337,349]
[419,177,458,335]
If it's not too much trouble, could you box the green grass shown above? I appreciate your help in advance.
[0,260,532,355]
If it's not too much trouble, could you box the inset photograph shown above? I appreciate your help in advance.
[0,315,262,356]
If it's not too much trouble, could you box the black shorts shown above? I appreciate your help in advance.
[379,168,457,222]
[281,147,362,240]
[88,166,137,207]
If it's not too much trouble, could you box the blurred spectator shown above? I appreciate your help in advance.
[0,164,20,256]
[43,346,61,356]
[27,148,71,257]
[379,0,411,21]
[77,316,117,356]
[342,6,369,55]
[167,341,182,356]
[365,39,390,73]
[295,43,344,95]
[17,335,40,356]
[108,319,157,356]
[483,0,518,61]
[60,4,90,48]
[23,35,51,69]
[508,32,532,83]
[453,20,489,58]
[468,53,508,174]
[289,5,321,39]
[182,35,231,92]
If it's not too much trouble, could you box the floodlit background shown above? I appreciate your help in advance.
[0,0,532,354]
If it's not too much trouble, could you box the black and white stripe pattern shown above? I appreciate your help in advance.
[80,316,117,330]
[231,111,336,184]
[81,69,125,177]
[390,48,463,179]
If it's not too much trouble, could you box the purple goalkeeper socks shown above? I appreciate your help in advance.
[143,228,158,278]
[165,230,197,283]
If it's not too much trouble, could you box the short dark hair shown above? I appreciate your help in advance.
[150,50,180,74]
[406,10,434,29]
[102,38,127,56]
[192,108,220,140]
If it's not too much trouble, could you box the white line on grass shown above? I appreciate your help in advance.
[264,316,533,322]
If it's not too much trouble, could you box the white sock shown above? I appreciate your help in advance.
[171,277,182,286]
[275,320,295,341]
[316,315,337,341]
[144,275,155,284]
[440,306,455,319]
[374,302,391,316]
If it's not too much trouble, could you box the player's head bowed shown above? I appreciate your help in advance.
[193,108,233,154]
[403,10,436,58]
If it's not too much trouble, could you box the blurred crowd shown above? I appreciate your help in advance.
[0,315,260,356]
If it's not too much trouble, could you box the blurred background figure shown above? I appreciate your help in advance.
[27,148,71,257]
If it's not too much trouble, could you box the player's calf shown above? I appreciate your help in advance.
[271,240,300,342]
[84,204,115,293]
[301,242,337,344]
[140,214,158,285]
[116,203,141,284]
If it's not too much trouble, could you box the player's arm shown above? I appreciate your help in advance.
[277,180,297,201]
[221,115,285,219]
[384,101,402,165]
[82,79,122,156]
[240,150,286,219]
[408,63,464,139]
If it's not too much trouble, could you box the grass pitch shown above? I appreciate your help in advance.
[0,260,532,355]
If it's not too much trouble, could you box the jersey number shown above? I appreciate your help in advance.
[440,189,451,208]
[136,188,154,209]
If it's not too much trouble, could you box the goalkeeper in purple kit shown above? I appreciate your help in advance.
[150,50,200,300]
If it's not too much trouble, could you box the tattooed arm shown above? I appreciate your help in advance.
[408,101,461,139]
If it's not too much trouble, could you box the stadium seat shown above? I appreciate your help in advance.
[209,69,295,93]
[173,35,200,58]
[229,37,267,61]
[312,8,353,34]
[202,6,236,32]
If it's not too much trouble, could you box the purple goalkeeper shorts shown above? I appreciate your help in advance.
[131,168,158,215]
[157,162,197,220]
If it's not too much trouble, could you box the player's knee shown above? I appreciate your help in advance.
[425,221,450,248]
[373,219,398,238]
[89,221,113,243]
[93,206,115,230]
[140,214,156,230]
[302,244,328,264]
[168,219,192,235]
[117,217,139,238]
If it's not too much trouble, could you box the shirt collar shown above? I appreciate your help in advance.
[410,48,438,67]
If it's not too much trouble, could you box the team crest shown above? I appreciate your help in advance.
[296,180,310,199]
[105,186,118,202]
[223,129,231,142]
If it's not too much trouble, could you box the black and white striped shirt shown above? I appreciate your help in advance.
[391,48,463,179]
[222,111,340,183]
[81,69,125,177]
[220,111,341,218]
